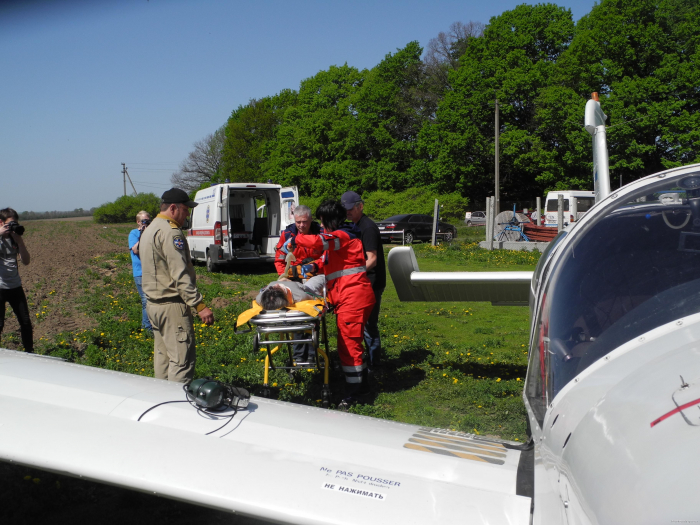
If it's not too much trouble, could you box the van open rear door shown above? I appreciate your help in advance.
[280,186,299,231]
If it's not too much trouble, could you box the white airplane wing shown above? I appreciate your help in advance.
[387,247,533,305]
[0,349,531,525]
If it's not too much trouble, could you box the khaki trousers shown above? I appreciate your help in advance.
[146,301,196,383]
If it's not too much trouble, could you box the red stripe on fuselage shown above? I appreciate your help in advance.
[650,396,700,428]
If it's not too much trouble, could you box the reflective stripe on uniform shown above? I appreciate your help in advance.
[321,238,329,251]
[342,364,365,373]
[345,375,362,383]
[277,253,286,260]
[333,238,341,250]
[327,266,366,282]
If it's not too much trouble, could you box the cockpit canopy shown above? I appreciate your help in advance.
[527,171,700,424]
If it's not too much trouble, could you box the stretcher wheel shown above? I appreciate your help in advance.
[253,334,260,353]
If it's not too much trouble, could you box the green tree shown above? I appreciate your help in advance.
[560,0,700,184]
[416,4,575,204]
[93,194,161,224]
[263,64,367,197]
[221,90,297,184]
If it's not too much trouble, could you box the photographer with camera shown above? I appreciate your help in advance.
[0,208,33,353]
[129,210,153,333]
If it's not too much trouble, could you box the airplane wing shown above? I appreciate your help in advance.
[0,349,531,525]
[387,247,533,306]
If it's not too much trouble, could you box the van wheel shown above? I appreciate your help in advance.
[404,231,414,244]
[444,231,454,241]
[206,252,217,273]
[466,220,472,227]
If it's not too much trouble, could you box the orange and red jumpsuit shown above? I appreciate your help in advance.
[294,223,375,385]
[274,222,325,277]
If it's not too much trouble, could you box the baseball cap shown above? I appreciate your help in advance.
[340,191,363,210]
[161,188,198,207]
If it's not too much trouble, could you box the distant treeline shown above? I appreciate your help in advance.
[20,208,96,221]
[206,0,700,207]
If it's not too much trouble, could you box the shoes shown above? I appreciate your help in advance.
[338,396,359,411]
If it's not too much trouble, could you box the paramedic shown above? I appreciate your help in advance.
[128,210,153,333]
[140,188,214,383]
[274,205,325,363]
[274,205,324,279]
[341,191,385,371]
[0,208,33,353]
[289,200,375,407]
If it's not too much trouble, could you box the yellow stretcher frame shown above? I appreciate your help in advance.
[235,300,332,407]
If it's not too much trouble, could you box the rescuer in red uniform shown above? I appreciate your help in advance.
[285,199,375,407]
[274,205,326,364]
[273,205,325,280]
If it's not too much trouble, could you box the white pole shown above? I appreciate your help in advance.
[431,199,439,246]
[557,194,564,232]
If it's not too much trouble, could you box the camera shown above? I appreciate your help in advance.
[6,221,24,236]
[140,219,151,226]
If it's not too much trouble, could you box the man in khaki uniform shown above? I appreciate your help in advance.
[140,188,214,382]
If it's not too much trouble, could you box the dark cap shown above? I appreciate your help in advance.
[161,188,198,208]
[340,191,363,210]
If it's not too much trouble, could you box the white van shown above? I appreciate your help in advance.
[187,183,299,271]
[544,191,595,227]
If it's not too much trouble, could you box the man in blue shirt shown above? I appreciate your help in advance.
[129,210,153,333]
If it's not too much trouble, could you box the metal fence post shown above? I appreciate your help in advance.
[557,194,564,232]
[488,196,495,251]
[536,197,541,226]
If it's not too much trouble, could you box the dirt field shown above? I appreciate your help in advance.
[0,220,264,524]
[1,220,124,347]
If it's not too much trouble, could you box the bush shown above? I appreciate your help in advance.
[93,194,161,224]
[362,188,468,221]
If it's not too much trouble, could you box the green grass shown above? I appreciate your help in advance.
[34,232,540,441]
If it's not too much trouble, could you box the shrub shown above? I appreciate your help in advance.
[362,188,468,221]
[93,193,161,224]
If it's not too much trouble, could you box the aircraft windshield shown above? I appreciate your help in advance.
[528,172,700,416]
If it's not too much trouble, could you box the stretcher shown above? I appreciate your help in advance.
[235,289,332,407]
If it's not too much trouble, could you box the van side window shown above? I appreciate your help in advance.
[546,199,569,212]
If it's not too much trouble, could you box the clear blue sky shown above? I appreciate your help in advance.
[1,0,598,213]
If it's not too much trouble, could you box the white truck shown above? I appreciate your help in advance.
[187,182,299,271]
[543,190,595,227]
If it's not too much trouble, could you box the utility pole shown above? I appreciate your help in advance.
[121,163,138,196]
[495,98,500,215]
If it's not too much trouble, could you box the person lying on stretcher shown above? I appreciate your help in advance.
[256,275,325,311]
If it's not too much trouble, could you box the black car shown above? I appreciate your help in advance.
[375,214,457,244]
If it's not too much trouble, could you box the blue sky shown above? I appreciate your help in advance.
[1,0,598,213]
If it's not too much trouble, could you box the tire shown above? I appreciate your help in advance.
[404,231,414,244]
[444,231,454,242]
[466,220,472,227]
[206,251,217,273]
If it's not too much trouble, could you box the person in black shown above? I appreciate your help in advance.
[341,191,385,370]
[0,208,33,353]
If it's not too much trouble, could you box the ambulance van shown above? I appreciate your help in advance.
[544,190,595,227]
[187,183,299,271]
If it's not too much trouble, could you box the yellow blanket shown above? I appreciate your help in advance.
[236,299,325,327]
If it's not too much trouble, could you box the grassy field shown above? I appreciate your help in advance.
[32,223,540,441]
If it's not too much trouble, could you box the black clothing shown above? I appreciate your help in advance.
[355,214,386,290]
[0,286,34,352]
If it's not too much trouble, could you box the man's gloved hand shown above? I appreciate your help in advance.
[300,263,316,279]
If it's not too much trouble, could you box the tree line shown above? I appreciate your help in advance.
[172,0,700,208]
[19,208,96,221]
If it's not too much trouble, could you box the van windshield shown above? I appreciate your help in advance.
[531,173,700,406]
